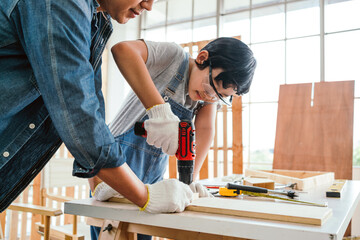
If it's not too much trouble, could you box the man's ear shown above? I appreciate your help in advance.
[195,50,209,64]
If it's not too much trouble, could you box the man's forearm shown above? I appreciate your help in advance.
[96,163,148,207]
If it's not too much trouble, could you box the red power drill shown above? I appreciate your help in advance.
[134,120,196,185]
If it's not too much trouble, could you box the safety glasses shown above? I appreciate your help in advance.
[201,61,233,106]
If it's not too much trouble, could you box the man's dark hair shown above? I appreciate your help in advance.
[196,37,257,95]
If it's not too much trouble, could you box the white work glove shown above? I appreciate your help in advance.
[189,182,214,198]
[144,103,180,155]
[93,182,123,201]
[142,179,193,213]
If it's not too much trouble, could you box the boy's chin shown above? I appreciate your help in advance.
[191,91,202,101]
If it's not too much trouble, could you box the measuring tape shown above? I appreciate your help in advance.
[218,187,327,207]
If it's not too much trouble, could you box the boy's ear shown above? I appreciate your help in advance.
[196,50,209,64]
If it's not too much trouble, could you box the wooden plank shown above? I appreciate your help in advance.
[8,203,62,217]
[65,186,75,224]
[108,193,331,226]
[88,215,245,239]
[244,169,334,191]
[9,196,20,240]
[127,223,245,240]
[273,82,352,238]
[232,96,243,174]
[213,113,218,178]
[45,192,74,203]
[31,173,42,240]
[47,187,60,226]
[273,81,354,180]
[223,105,228,176]
[44,216,50,240]
[36,222,85,240]
[244,177,275,190]
[187,198,332,226]
[86,217,104,227]
[0,210,6,237]
[21,187,29,240]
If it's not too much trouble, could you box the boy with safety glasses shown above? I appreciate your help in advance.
[92,37,257,222]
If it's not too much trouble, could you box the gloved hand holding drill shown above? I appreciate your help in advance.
[93,180,212,213]
[93,102,212,213]
[144,102,180,155]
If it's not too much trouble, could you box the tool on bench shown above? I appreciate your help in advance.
[326,179,346,198]
[218,183,328,207]
[135,119,195,184]
[223,183,298,198]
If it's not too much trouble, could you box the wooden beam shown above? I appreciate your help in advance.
[232,96,243,174]
[31,173,42,240]
[213,113,218,177]
[126,223,245,240]
[187,198,332,226]
[65,186,75,224]
[44,216,50,240]
[36,222,85,240]
[223,105,228,176]
[8,203,62,217]
[21,188,29,239]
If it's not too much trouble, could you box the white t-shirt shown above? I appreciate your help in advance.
[109,40,199,137]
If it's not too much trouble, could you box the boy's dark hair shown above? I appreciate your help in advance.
[196,37,256,95]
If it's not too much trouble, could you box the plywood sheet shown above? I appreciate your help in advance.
[273,81,354,179]
[187,197,332,226]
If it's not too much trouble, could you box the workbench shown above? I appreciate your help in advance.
[65,180,360,240]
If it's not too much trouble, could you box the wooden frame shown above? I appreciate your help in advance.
[8,203,62,240]
[3,144,88,240]
[244,169,334,191]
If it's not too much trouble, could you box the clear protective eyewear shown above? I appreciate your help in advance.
[202,61,233,106]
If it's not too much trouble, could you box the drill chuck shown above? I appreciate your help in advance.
[178,160,194,185]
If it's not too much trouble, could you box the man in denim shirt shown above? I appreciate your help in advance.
[0,0,194,214]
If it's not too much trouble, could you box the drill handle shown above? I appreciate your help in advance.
[134,122,147,137]
[134,120,196,161]
[176,120,196,161]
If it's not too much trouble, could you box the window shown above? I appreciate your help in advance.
[140,0,360,170]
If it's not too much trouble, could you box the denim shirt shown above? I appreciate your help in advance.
[0,0,125,210]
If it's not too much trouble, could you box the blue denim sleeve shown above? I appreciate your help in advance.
[12,0,124,177]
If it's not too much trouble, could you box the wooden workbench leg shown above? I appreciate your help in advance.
[127,232,137,240]
[44,216,50,240]
[119,222,133,240]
